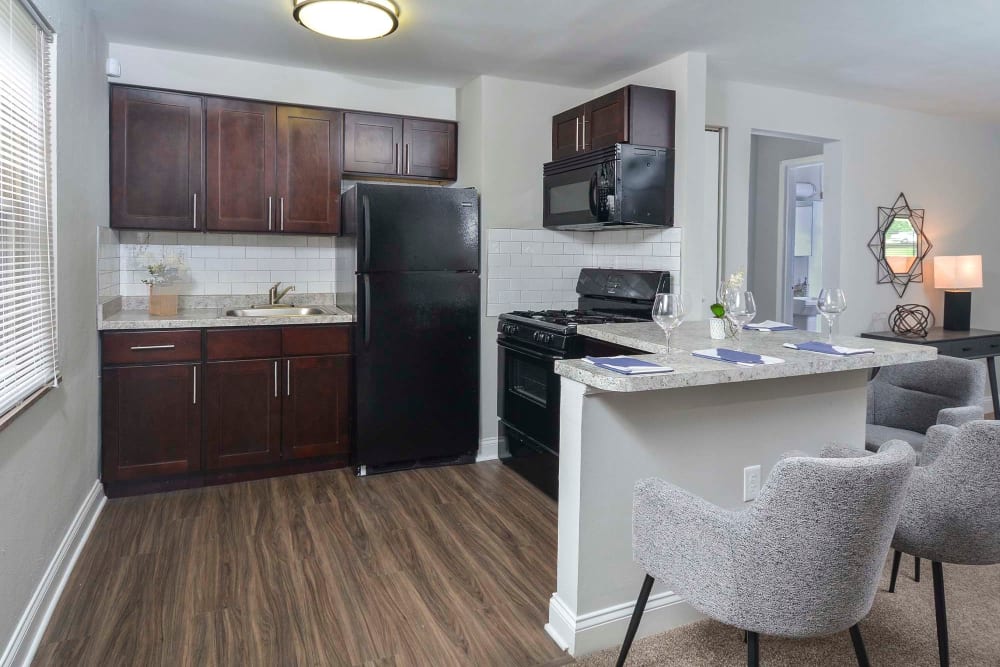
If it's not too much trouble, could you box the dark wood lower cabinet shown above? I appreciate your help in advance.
[101,363,202,482]
[283,355,351,459]
[101,325,353,497]
[204,359,282,469]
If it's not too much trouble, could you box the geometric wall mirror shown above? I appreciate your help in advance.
[867,192,932,297]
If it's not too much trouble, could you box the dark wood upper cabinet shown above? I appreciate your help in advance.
[277,106,343,234]
[206,98,276,232]
[344,111,457,181]
[551,85,675,160]
[282,355,351,460]
[101,363,202,482]
[552,104,587,161]
[343,112,402,176]
[403,119,457,180]
[205,359,282,469]
[110,87,203,230]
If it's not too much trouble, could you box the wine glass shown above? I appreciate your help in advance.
[651,293,685,353]
[817,288,847,343]
[722,289,757,351]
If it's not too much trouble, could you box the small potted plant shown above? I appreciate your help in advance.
[711,269,746,340]
[142,262,180,316]
[709,302,727,340]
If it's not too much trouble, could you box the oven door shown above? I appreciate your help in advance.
[543,160,615,229]
[497,339,562,453]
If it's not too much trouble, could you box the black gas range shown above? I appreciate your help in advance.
[496,268,670,499]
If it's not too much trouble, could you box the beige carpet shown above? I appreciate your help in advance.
[575,556,1000,666]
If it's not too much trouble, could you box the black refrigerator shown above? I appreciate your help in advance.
[341,184,480,473]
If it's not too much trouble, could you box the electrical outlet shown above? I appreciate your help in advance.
[743,465,761,502]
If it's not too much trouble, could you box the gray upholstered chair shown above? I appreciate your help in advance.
[882,420,1000,667]
[616,442,916,667]
[866,356,986,453]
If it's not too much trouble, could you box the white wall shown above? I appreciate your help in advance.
[708,79,1000,335]
[108,43,457,120]
[0,0,107,654]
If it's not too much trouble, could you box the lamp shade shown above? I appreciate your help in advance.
[933,255,983,289]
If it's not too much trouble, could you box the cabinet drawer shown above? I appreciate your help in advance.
[206,328,282,361]
[937,337,1000,359]
[282,325,352,356]
[102,330,202,365]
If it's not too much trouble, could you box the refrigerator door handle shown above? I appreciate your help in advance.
[362,195,372,271]
[363,274,372,347]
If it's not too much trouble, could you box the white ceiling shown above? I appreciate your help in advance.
[90,0,1000,119]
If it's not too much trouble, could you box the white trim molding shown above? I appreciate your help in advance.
[476,436,501,462]
[1,480,106,667]
[545,590,703,657]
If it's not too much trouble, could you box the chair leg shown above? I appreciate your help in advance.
[747,631,760,667]
[932,561,949,667]
[615,574,654,667]
[888,549,902,592]
[914,556,921,582]
[849,624,871,667]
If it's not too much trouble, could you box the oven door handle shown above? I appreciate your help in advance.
[498,340,563,362]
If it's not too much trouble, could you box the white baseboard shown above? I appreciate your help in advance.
[476,436,501,462]
[1,480,106,667]
[546,590,704,657]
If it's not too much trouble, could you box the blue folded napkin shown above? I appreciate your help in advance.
[583,356,673,375]
[744,320,796,332]
[782,341,875,356]
[692,348,765,365]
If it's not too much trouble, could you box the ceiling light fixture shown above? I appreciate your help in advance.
[293,0,399,40]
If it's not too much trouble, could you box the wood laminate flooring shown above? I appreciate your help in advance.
[33,462,570,667]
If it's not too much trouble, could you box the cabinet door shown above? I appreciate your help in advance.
[110,87,203,230]
[276,106,343,234]
[402,119,457,180]
[343,112,402,176]
[585,87,628,152]
[101,363,201,482]
[206,98,276,232]
[282,355,351,460]
[204,360,282,469]
[552,104,585,160]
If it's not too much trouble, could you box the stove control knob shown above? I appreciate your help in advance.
[532,331,541,342]
[544,333,553,344]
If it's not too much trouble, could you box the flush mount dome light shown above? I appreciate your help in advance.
[293,0,399,40]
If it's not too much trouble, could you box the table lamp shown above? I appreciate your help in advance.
[933,255,983,330]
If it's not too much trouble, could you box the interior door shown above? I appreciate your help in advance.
[276,106,343,234]
[343,112,402,175]
[359,185,479,272]
[206,97,276,232]
[355,272,480,468]
[402,119,456,180]
[110,87,203,230]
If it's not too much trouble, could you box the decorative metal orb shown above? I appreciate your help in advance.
[888,304,934,337]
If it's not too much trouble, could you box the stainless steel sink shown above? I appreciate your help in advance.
[225,305,330,317]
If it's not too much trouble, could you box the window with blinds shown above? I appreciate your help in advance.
[0,0,57,423]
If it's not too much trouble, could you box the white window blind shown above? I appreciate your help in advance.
[0,0,57,421]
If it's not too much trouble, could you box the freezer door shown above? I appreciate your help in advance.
[355,271,480,468]
[357,184,479,273]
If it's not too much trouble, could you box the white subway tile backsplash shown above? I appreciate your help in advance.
[486,227,683,314]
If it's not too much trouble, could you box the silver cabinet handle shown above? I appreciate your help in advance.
[192,366,197,405]
[395,143,400,171]
[404,144,409,175]
[582,117,588,148]
[280,197,285,231]
[575,117,580,151]
[268,196,273,231]
[273,360,278,398]
[192,193,198,229]
[286,360,291,396]
[129,344,175,351]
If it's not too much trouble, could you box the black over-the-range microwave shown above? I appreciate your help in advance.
[542,143,674,231]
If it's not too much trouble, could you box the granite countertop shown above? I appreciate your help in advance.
[555,321,937,393]
[97,294,354,330]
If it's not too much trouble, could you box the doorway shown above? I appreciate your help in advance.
[747,134,829,328]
